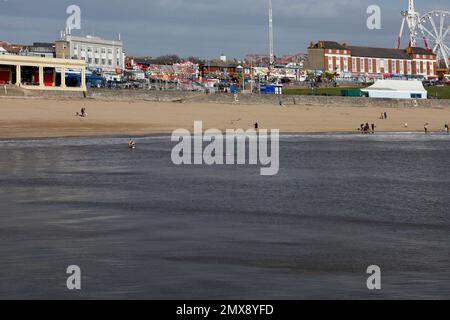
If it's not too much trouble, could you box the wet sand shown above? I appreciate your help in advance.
[1,97,449,139]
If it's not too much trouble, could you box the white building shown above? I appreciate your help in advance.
[56,34,125,77]
[361,80,427,99]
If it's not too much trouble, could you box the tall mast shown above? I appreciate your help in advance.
[404,0,420,47]
[268,0,274,66]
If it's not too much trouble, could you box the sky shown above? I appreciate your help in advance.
[0,0,448,58]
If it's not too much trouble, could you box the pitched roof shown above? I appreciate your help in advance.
[361,80,426,92]
[348,46,410,59]
[312,41,346,50]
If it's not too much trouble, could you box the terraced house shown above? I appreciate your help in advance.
[307,41,437,80]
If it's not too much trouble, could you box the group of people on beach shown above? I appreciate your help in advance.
[359,123,376,134]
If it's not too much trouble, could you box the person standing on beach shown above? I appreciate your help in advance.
[384,112,388,120]
[424,123,429,134]
[254,122,259,131]
[371,123,375,133]
[444,124,449,133]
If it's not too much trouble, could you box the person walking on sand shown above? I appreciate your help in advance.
[384,112,388,120]
[371,123,375,133]
[424,123,429,134]
[444,124,449,133]
[254,122,259,131]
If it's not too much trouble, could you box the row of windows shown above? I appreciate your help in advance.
[326,50,432,60]
[73,56,122,67]
[74,45,121,56]
[328,49,349,55]
[328,56,433,75]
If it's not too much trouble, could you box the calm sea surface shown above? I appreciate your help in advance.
[0,133,449,299]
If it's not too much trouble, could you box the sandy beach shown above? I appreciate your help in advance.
[1,97,450,139]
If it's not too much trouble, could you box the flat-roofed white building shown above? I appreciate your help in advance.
[361,80,427,99]
[56,35,124,77]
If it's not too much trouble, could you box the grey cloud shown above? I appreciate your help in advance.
[0,0,448,57]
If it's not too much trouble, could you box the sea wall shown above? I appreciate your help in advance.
[86,88,203,102]
[1,85,449,108]
[191,93,450,108]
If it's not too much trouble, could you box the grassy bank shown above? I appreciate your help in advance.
[284,86,450,99]
[283,87,366,96]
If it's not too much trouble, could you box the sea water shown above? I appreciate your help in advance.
[0,133,449,299]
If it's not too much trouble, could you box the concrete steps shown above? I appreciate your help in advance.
[0,85,28,97]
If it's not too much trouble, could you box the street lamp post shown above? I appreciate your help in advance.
[236,65,244,93]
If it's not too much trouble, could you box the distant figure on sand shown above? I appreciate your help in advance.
[424,123,429,134]
[75,107,87,118]
[444,124,449,133]
[371,123,375,133]
[384,112,388,120]
[254,122,259,130]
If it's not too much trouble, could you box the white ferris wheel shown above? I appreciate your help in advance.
[397,0,450,69]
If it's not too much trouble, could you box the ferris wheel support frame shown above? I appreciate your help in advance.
[396,1,450,69]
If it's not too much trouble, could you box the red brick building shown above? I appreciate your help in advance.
[308,41,437,80]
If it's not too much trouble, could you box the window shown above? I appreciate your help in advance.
[411,93,422,99]
[391,60,395,72]
[108,48,113,54]
[336,57,341,71]
[108,59,112,66]
[352,58,357,71]
[399,60,404,74]
[87,47,92,53]
[328,56,333,71]
[88,58,92,64]
[95,58,99,64]
[101,48,106,54]
[376,59,381,73]
[116,59,120,66]
[368,58,373,73]
[407,61,412,74]
[343,58,348,72]
[360,58,364,72]
[102,59,106,65]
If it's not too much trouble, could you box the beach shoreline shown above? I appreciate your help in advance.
[1,97,450,139]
